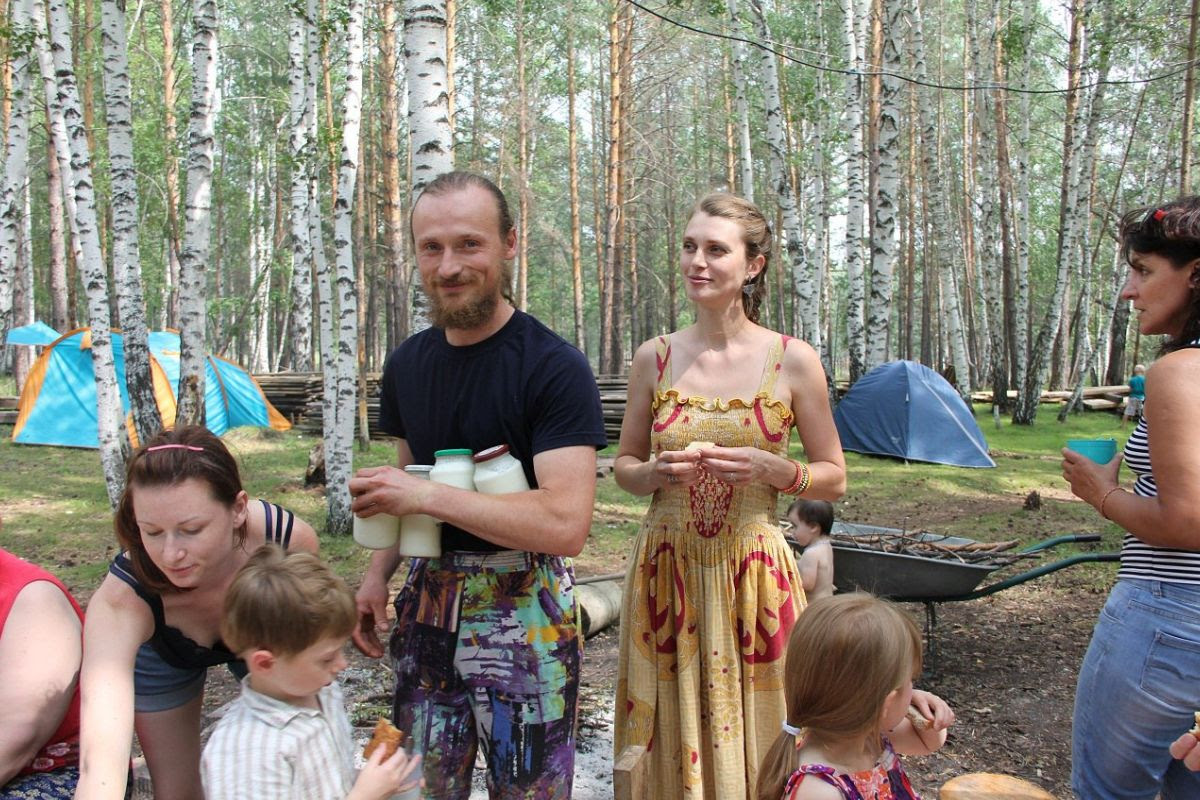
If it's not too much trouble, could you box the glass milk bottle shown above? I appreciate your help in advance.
[473,445,530,494]
[397,465,440,558]
[352,507,400,550]
[430,449,476,491]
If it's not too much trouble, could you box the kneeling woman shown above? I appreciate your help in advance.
[74,426,318,800]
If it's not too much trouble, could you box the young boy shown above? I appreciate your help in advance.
[786,499,836,601]
[1122,363,1146,428]
[201,545,421,800]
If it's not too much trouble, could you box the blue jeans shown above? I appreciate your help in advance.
[1072,579,1200,799]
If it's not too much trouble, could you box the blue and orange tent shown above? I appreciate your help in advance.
[11,328,289,448]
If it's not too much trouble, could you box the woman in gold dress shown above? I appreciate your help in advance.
[613,192,846,799]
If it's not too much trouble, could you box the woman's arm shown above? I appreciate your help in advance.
[74,576,154,800]
[1065,350,1200,548]
[0,581,81,784]
[614,340,702,495]
[783,340,846,501]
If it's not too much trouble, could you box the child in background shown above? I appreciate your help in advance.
[1122,363,1146,428]
[787,499,836,601]
[755,594,955,800]
[201,545,422,800]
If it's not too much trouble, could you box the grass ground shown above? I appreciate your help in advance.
[0,402,1128,797]
[0,401,1125,598]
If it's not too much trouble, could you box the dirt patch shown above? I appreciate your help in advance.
[180,489,1106,799]
[187,580,1095,799]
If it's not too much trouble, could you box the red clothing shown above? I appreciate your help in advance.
[0,548,84,775]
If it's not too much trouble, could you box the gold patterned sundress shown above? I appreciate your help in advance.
[614,333,805,800]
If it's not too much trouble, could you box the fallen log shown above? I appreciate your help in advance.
[576,579,623,639]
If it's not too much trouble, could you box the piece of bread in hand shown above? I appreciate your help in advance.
[685,441,715,451]
[364,718,404,760]
[1189,711,1200,739]
[906,704,931,730]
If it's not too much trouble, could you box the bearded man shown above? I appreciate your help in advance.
[349,171,606,799]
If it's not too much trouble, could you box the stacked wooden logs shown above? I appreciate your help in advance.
[257,371,631,442]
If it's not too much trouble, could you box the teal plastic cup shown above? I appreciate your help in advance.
[1066,438,1117,464]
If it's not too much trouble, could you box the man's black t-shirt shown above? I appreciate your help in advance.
[377,310,607,552]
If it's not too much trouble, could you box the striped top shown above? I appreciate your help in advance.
[201,678,357,800]
[1117,347,1200,584]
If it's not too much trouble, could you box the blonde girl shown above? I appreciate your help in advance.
[756,594,954,800]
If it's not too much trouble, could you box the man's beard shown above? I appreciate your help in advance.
[429,284,500,330]
[426,262,513,331]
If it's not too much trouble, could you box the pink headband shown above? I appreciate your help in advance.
[145,444,204,452]
[1153,209,1166,221]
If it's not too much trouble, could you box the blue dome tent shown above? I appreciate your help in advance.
[11,328,290,448]
[834,360,995,468]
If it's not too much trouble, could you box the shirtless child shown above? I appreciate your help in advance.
[786,499,835,601]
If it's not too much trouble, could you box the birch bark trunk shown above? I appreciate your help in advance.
[286,0,314,370]
[40,0,127,504]
[907,0,969,395]
[322,0,364,535]
[841,0,867,382]
[404,0,451,332]
[0,0,33,358]
[968,0,1007,408]
[727,0,753,201]
[102,0,162,444]
[1013,0,1085,424]
[747,0,814,343]
[866,0,903,370]
[176,0,219,425]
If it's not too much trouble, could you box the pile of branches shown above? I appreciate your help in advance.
[830,531,1034,566]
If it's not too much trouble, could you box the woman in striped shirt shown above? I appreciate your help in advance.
[1062,197,1200,799]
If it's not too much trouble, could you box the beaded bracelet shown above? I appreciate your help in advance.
[782,461,811,496]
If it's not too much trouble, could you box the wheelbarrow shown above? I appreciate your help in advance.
[789,521,1120,655]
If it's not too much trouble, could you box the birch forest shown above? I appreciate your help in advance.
[0,0,1196,526]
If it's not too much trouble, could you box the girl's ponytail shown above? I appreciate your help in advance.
[755,729,799,800]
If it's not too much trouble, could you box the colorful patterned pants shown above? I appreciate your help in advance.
[389,550,580,800]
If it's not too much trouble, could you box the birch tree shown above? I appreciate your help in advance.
[1058,0,1117,420]
[866,0,903,370]
[727,0,754,201]
[908,0,970,395]
[321,0,364,535]
[968,0,1007,406]
[748,0,814,343]
[404,0,452,331]
[286,0,315,370]
[0,0,34,360]
[841,0,868,382]
[102,0,163,445]
[1009,0,1035,408]
[161,0,182,324]
[39,0,127,504]
[405,0,453,196]
[177,0,220,425]
[1013,0,1086,424]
